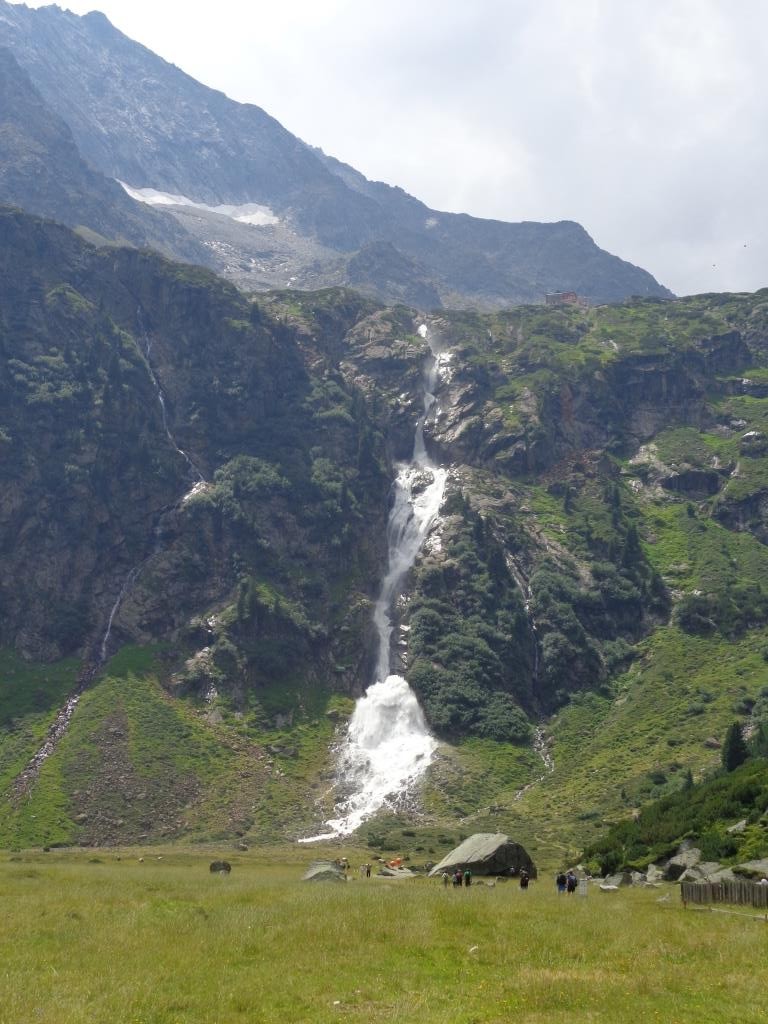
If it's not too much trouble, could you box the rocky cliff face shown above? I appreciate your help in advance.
[0,0,671,308]
[3,210,767,716]
[0,47,206,261]
[0,210,389,693]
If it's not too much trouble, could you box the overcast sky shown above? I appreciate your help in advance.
[22,0,768,295]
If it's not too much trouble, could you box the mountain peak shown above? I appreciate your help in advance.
[0,0,672,306]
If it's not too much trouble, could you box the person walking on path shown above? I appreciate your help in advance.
[556,871,567,894]
[566,870,577,894]
[463,868,472,887]
[519,869,530,890]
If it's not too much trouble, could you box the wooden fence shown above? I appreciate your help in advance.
[681,879,768,910]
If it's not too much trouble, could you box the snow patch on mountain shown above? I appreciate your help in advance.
[119,182,279,227]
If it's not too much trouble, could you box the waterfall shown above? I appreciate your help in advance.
[99,564,143,664]
[137,309,205,485]
[96,310,209,663]
[513,726,554,802]
[301,324,448,841]
[506,555,541,692]
[12,314,207,799]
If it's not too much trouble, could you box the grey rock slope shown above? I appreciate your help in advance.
[0,46,207,260]
[0,0,671,307]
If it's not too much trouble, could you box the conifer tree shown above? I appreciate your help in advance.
[721,721,749,772]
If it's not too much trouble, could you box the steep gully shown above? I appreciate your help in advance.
[11,311,206,802]
[504,557,555,794]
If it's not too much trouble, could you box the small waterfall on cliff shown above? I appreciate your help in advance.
[503,558,552,800]
[12,315,207,800]
[95,310,209,664]
[138,309,204,484]
[99,564,143,664]
[302,325,447,840]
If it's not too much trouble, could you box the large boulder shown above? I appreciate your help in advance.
[678,862,723,882]
[734,858,768,880]
[302,861,347,883]
[378,865,416,878]
[428,833,536,878]
[645,863,666,884]
[664,848,701,881]
[604,872,633,887]
[708,867,736,883]
[726,819,748,835]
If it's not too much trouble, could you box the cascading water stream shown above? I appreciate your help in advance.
[99,564,143,664]
[96,309,208,664]
[513,726,554,802]
[302,326,448,841]
[503,554,556,796]
[137,308,205,485]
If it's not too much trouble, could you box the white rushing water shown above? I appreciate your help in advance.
[99,564,143,664]
[513,726,554,802]
[302,324,447,840]
[138,310,205,484]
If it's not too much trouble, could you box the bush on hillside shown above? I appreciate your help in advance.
[406,500,534,742]
[674,584,768,639]
[582,757,768,874]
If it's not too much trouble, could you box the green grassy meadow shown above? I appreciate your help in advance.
[1,847,766,1024]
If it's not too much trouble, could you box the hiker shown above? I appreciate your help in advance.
[463,868,472,887]
[366,863,371,878]
[566,870,577,894]
[442,871,450,888]
[519,869,530,890]
[556,871,567,894]
[453,868,463,887]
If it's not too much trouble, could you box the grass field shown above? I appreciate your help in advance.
[1,847,766,1024]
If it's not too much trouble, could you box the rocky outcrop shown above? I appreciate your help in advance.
[734,858,768,880]
[0,209,389,680]
[660,468,722,498]
[303,861,347,883]
[603,872,633,887]
[428,833,537,878]
[664,848,702,881]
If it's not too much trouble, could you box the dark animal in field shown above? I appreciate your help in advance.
[210,860,232,874]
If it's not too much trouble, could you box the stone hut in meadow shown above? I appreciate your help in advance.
[428,833,537,879]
